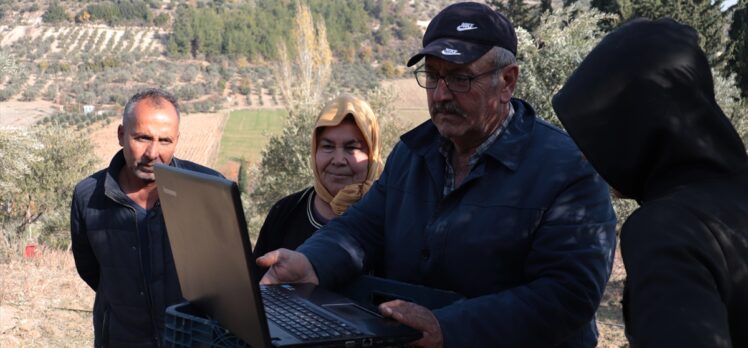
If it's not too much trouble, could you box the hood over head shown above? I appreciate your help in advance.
[552,17,747,202]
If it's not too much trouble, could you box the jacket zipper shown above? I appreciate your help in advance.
[130,205,160,345]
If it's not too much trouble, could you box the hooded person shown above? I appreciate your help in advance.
[253,94,383,261]
[552,18,748,348]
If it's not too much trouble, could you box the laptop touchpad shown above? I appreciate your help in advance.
[323,303,380,321]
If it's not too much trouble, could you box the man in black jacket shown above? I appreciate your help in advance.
[71,88,222,347]
[552,18,748,347]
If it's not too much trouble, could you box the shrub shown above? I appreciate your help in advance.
[42,1,69,23]
[0,127,97,254]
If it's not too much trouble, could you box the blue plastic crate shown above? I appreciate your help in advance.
[164,302,250,348]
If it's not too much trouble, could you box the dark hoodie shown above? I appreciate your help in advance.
[552,18,748,348]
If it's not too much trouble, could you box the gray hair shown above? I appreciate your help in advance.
[122,88,180,126]
[491,46,517,86]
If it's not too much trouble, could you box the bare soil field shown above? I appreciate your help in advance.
[382,78,430,125]
[0,101,58,128]
[89,111,228,169]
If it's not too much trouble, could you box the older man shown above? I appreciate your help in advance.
[71,88,222,347]
[258,3,617,348]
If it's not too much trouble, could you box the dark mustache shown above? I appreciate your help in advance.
[430,102,466,117]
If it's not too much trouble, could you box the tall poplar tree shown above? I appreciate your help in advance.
[249,1,332,217]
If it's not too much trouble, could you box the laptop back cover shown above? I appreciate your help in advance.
[154,164,272,348]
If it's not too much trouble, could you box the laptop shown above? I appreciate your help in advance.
[154,164,421,348]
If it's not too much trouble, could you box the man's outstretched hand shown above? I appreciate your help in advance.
[379,300,443,348]
[257,248,319,285]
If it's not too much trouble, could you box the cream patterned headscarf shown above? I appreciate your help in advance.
[311,94,383,215]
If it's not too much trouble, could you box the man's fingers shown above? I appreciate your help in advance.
[379,300,420,328]
[379,300,443,348]
[256,249,280,268]
[259,273,276,285]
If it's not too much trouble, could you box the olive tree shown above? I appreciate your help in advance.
[0,127,97,255]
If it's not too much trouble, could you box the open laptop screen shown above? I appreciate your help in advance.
[154,164,272,348]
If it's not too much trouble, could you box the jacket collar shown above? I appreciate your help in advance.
[401,98,535,172]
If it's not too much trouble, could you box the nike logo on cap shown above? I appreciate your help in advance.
[456,22,478,31]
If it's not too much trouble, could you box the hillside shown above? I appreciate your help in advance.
[0,0,453,130]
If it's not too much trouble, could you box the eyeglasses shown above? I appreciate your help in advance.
[413,68,501,93]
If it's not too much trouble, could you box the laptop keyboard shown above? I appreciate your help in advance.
[261,286,365,341]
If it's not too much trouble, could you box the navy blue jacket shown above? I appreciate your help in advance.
[299,99,617,347]
[71,150,222,348]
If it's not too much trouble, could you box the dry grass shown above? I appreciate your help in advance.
[0,242,627,347]
[0,245,94,348]
[597,247,629,348]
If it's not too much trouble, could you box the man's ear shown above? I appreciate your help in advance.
[499,64,519,103]
[117,124,124,147]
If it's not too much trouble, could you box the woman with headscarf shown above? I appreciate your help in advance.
[552,18,748,347]
[253,94,383,260]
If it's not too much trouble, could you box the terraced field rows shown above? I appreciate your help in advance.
[175,112,229,167]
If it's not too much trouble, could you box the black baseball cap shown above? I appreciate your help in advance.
[407,2,517,67]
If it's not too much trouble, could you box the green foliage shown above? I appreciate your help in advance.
[0,51,16,77]
[612,196,639,232]
[0,127,97,252]
[308,0,369,56]
[515,3,616,124]
[489,0,542,31]
[728,0,748,97]
[153,12,169,26]
[79,55,121,73]
[380,60,401,78]
[329,63,382,94]
[166,0,410,62]
[42,1,69,23]
[0,63,27,101]
[713,70,748,143]
[235,158,249,194]
[511,1,746,226]
[249,108,315,215]
[591,0,621,15]
[168,2,292,59]
[622,0,728,69]
[83,0,153,26]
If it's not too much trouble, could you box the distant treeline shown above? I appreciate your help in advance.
[39,0,421,63]
[83,0,172,26]
[166,0,421,62]
[42,0,164,26]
